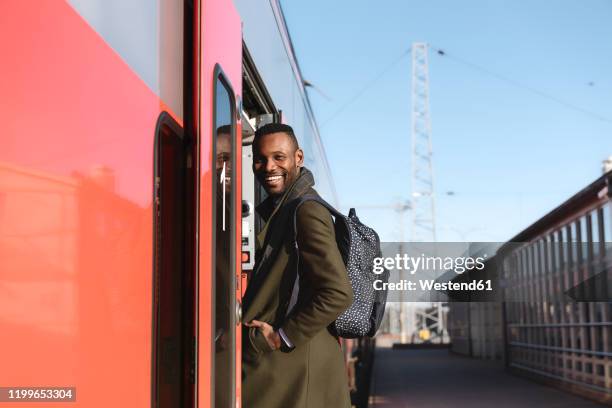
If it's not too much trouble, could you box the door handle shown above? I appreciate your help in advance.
[236,301,242,325]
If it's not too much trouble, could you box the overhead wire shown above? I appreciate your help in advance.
[320,47,411,127]
[319,43,612,127]
[429,44,612,125]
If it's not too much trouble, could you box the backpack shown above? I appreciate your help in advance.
[286,195,389,338]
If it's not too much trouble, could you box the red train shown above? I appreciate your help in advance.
[0,0,366,407]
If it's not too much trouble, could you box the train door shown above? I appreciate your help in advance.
[153,113,197,408]
[197,0,242,407]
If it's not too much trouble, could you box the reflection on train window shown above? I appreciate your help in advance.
[213,71,235,408]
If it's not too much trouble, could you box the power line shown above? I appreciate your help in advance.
[320,48,411,127]
[430,45,612,125]
[320,44,612,128]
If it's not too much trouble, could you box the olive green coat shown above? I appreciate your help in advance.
[242,168,353,408]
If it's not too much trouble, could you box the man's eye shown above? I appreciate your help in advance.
[274,155,285,161]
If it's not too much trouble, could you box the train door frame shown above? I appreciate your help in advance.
[211,64,239,408]
[152,111,197,408]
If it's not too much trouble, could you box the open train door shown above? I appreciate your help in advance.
[196,0,243,407]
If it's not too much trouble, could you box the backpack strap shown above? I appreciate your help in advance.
[290,195,341,250]
[284,195,342,317]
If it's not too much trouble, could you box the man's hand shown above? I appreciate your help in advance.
[245,320,281,351]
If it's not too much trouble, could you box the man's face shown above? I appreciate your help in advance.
[253,132,304,197]
[216,132,232,189]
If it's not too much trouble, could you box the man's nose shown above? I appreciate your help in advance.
[264,159,277,173]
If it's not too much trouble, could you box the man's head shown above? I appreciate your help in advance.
[252,123,304,197]
[216,125,232,189]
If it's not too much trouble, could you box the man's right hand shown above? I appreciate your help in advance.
[244,320,281,351]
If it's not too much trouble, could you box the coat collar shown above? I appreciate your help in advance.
[251,167,316,266]
[243,167,317,318]
[255,167,315,222]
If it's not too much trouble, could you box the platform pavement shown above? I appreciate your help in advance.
[368,348,606,408]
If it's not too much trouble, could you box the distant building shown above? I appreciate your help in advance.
[603,155,612,174]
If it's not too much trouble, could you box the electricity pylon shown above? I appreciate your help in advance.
[410,42,446,344]
[410,42,437,243]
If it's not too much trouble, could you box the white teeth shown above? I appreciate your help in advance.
[266,176,282,181]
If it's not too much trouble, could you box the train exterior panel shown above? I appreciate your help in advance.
[0,1,181,406]
[0,0,244,406]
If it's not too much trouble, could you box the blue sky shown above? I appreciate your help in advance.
[280,0,612,242]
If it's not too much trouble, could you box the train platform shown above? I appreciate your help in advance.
[368,348,606,408]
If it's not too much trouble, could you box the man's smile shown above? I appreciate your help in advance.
[264,174,285,186]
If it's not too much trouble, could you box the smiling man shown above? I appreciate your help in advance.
[242,123,353,408]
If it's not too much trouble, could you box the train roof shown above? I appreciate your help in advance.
[235,0,338,204]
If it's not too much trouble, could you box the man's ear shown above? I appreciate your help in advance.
[295,148,304,167]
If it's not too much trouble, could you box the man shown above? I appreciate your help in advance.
[242,123,353,408]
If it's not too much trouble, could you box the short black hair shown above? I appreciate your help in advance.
[216,124,231,135]
[253,123,299,151]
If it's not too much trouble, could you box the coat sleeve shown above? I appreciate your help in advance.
[280,201,353,348]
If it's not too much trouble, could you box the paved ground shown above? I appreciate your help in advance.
[369,348,606,408]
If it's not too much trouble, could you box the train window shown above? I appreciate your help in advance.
[212,67,236,408]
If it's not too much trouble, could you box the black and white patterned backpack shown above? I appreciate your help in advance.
[286,196,389,338]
